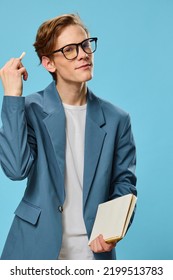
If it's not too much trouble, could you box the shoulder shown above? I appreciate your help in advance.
[88,89,130,123]
[24,82,51,113]
[25,81,59,113]
[25,90,44,109]
[100,97,128,118]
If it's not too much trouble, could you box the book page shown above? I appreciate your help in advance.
[122,195,137,237]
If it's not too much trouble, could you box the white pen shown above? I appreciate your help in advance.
[19,52,26,60]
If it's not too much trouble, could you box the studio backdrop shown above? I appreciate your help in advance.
[0,0,173,259]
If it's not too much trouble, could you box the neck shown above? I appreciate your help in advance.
[56,81,87,106]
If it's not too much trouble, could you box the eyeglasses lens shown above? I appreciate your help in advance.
[63,45,77,60]
[63,38,97,60]
[82,39,96,54]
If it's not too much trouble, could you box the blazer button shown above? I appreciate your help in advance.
[58,206,63,213]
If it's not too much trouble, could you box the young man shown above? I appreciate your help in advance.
[0,14,137,260]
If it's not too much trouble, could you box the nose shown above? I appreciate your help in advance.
[77,45,89,60]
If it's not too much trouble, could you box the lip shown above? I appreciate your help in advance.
[75,63,92,70]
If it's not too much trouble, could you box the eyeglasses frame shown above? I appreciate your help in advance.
[49,37,98,60]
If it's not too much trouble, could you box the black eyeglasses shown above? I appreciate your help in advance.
[49,37,98,60]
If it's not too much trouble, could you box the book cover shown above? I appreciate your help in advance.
[88,194,137,244]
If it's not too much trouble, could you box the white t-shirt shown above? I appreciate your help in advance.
[58,103,94,260]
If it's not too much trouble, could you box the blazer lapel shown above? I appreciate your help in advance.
[42,83,106,206]
[83,89,107,207]
[42,82,66,179]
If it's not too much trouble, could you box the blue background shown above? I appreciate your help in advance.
[0,0,173,259]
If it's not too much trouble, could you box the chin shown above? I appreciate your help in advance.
[80,73,93,82]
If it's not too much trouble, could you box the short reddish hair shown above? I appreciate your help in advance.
[33,14,89,63]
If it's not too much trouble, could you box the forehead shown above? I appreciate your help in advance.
[56,25,88,47]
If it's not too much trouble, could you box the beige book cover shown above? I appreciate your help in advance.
[88,194,137,244]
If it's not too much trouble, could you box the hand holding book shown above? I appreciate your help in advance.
[89,234,117,253]
[88,194,137,245]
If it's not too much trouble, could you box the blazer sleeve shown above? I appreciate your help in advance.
[0,96,37,180]
[109,113,137,229]
[109,113,137,199]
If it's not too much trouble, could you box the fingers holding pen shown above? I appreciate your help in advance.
[1,52,26,70]
[18,65,28,81]
[9,52,28,79]
[0,52,28,96]
[18,52,28,81]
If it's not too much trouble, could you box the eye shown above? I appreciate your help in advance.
[82,40,92,52]
[83,40,90,48]
[64,45,76,54]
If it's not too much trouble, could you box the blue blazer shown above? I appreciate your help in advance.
[0,81,137,260]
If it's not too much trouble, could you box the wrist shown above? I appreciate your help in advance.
[4,92,22,97]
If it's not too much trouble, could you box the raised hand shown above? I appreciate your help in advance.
[0,52,28,96]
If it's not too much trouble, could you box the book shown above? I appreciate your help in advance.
[88,194,137,244]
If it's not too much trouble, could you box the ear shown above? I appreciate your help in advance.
[42,56,56,73]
